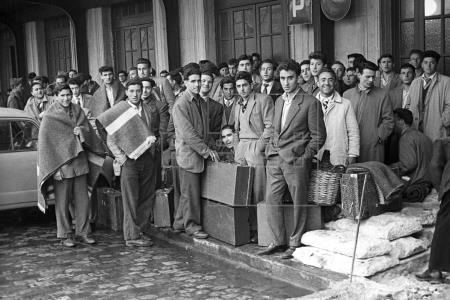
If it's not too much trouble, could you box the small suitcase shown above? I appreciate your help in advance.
[96,187,123,231]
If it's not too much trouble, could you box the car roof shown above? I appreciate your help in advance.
[0,107,35,120]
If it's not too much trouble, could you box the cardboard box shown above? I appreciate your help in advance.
[96,187,123,232]
[201,162,254,207]
[153,188,175,228]
[202,198,250,246]
[257,202,323,247]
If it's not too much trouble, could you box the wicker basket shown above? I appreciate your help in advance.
[308,167,344,206]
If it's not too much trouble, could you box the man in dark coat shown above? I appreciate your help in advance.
[416,137,450,282]
[253,59,283,102]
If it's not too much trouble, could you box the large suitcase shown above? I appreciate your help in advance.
[96,187,123,232]
[201,161,254,207]
[257,202,323,247]
[202,198,250,246]
[153,188,175,228]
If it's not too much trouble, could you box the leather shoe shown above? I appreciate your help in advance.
[61,237,75,247]
[78,236,96,244]
[125,238,153,247]
[280,247,296,259]
[257,243,286,256]
[415,269,443,283]
[191,230,209,239]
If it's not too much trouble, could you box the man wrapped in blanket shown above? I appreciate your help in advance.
[38,84,107,247]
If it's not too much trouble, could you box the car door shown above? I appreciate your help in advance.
[0,119,38,210]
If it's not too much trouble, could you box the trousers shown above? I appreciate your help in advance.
[266,155,311,247]
[120,151,155,241]
[54,174,90,238]
[173,168,202,234]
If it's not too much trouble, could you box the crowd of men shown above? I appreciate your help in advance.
[3,48,450,273]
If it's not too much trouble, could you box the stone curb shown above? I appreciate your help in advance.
[147,226,347,292]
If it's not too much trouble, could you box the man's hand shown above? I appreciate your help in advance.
[209,150,219,162]
[147,136,157,146]
[73,126,81,136]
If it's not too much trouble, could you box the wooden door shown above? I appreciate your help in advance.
[112,0,155,73]
[45,15,72,81]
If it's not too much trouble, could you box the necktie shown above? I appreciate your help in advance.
[322,98,329,111]
[139,106,148,127]
[194,97,203,119]
[262,83,269,94]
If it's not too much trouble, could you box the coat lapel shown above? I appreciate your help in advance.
[245,93,256,128]
[273,97,284,134]
[279,95,302,135]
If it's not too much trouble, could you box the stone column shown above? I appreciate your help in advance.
[178,0,216,65]
[24,21,47,75]
[86,7,113,83]
[69,19,78,71]
[152,0,169,73]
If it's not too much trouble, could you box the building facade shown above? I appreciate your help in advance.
[0,0,449,101]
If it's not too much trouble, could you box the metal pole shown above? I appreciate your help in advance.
[349,173,368,283]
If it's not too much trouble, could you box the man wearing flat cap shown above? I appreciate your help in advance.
[407,50,450,141]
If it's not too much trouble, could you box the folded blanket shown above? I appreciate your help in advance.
[96,101,151,160]
[37,102,106,213]
[402,180,432,203]
[347,161,404,203]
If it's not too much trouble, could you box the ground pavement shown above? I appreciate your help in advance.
[0,208,310,300]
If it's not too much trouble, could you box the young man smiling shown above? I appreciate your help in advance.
[172,66,219,239]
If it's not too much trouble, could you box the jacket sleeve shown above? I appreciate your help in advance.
[392,133,417,176]
[441,79,450,128]
[172,101,210,158]
[161,78,176,113]
[377,92,394,141]
[304,99,326,158]
[158,100,170,150]
[345,102,360,157]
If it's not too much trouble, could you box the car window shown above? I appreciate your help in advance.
[0,121,12,151]
[0,120,38,152]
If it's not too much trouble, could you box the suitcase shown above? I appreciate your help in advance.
[201,161,254,207]
[257,202,323,247]
[96,187,123,231]
[202,198,250,246]
[153,188,175,228]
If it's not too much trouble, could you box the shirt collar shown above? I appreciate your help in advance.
[357,84,371,94]
[282,86,301,103]
[127,100,142,110]
[422,72,437,80]
[318,92,335,103]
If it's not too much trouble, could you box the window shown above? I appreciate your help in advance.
[217,1,288,63]
[397,0,450,74]
[0,121,37,152]
[112,0,155,73]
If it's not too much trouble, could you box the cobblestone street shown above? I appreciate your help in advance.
[0,209,311,299]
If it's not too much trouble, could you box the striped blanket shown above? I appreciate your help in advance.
[37,102,107,213]
[96,101,152,160]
